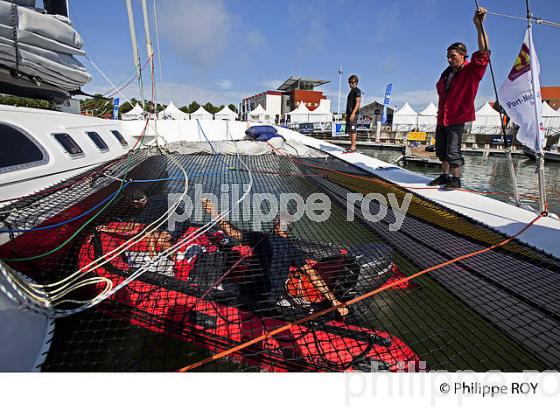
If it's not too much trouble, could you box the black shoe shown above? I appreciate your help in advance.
[444,177,461,190]
[427,174,450,186]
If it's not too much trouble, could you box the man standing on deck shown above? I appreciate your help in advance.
[344,74,361,153]
[428,7,490,189]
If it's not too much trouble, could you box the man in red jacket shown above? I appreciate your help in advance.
[429,7,489,189]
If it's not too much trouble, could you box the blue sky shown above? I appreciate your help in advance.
[68,0,560,111]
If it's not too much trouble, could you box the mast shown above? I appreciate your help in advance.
[125,0,146,111]
[141,0,154,60]
[526,0,547,213]
[152,0,165,102]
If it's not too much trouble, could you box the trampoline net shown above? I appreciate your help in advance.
[1,145,560,372]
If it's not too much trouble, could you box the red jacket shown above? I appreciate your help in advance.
[436,51,490,126]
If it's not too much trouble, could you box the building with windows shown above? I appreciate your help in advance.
[359,101,395,124]
[240,76,331,123]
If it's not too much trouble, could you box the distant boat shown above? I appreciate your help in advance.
[522,145,560,162]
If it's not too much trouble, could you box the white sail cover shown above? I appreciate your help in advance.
[417,102,437,132]
[0,1,90,91]
[249,104,272,124]
[471,102,501,135]
[215,105,237,121]
[159,102,189,120]
[542,101,560,135]
[122,103,145,120]
[190,105,213,120]
[392,102,417,131]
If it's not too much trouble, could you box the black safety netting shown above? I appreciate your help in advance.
[1,145,560,372]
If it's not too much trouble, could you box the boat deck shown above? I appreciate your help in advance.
[298,134,560,259]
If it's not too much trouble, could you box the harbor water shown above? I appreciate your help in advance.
[360,147,560,216]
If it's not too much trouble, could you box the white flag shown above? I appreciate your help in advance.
[497,26,545,153]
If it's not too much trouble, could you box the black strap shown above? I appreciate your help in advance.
[10,1,20,74]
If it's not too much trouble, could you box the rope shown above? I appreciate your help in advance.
[178,203,548,372]
[486,11,560,29]
[0,182,130,234]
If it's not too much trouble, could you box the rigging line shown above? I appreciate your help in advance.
[104,59,150,99]
[84,55,132,103]
[178,205,547,372]
[486,11,560,29]
[152,0,165,102]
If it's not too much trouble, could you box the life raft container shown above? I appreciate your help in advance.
[77,223,423,372]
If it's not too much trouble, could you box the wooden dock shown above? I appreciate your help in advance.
[323,138,526,158]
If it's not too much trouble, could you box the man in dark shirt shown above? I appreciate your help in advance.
[202,199,349,316]
[345,74,362,153]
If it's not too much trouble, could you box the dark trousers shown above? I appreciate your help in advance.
[435,123,465,167]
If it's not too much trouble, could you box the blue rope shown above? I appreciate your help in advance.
[196,119,235,170]
[0,171,232,234]
[0,182,130,234]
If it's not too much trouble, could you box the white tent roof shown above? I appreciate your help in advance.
[417,102,437,131]
[160,102,189,120]
[394,102,417,117]
[475,101,500,117]
[418,102,437,116]
[190,106,213,119]
[122,103,144,120]
[471,102,501,134]
[315,99,331,113]
[288,101,311,115]
[308,100,332,123]
[542,101,560,117]
[249,104,270,116]
[248,104,272,124]
[541,101,560,134]
[215,105,237,120]
[392,102,417,131]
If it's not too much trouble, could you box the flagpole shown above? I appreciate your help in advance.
[337,65,343,119]
[473,0,521,207]
[526,0,548,214]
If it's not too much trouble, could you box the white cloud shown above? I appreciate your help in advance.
[260,79,284,90]
[391,89,438,110]
[216,79,233,90]
[150,82,247,107]
[246,30,266,49]
[158,0,232,67]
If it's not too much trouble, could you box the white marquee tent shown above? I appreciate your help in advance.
[249,104,272,124]
[392,102,418,132]
[417,102,437,132]
[308,99,333,123]
[471,102,501,135]
[190,106,213,121]
[215,105,238,121]
[121,103,145,120]
[542,101,560,136]
[159,102,189,120]
[287,101,312,123]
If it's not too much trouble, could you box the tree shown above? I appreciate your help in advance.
[203,102,218,114]
[80,94,112,117]
[0,95,52,110]
[228,104,238,113]
[181,101,200,114]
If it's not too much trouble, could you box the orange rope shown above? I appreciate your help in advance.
[177,198,547,372]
